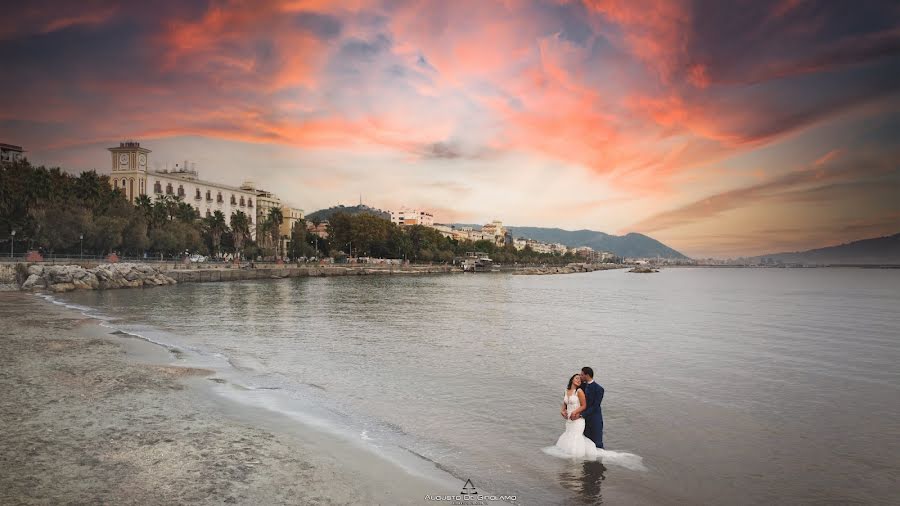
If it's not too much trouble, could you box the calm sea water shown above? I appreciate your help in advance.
[58,268,900,505]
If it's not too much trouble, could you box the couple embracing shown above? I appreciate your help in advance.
[554,366,604,459]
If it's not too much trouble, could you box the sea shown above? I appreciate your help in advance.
[52,268,900,505]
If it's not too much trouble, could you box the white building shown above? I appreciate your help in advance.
[107,141,259,232]
[390,208,434,227]
[1,143,24,163]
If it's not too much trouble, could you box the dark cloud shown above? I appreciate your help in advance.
[421,141,464,160]
[338,34,392,62]
[685,0,900,85]
[631,150,900,233]
[292,11,342,40]
[417,140,495,161]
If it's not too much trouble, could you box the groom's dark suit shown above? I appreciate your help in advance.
[580,380,604,448]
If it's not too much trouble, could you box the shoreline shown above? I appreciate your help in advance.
[1,261,625,294]
[0,291,462,504]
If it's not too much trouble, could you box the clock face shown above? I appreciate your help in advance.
[138,154,147,167]
[119,153,129,168]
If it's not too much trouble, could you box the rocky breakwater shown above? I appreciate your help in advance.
[628,266,660,273]
[20,263,177,292]
[513,263,622,275]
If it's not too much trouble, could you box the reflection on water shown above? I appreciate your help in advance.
[558,461,607,505]
[58,268,900,505]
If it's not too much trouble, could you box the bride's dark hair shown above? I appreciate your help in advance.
[567,374,581,390]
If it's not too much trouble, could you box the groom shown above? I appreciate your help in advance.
[571,366,604,449]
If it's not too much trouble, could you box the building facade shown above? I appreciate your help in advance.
[1,143,24,163]
[107,142,274,238]
[106,141,310,255]
[390,208,434,227]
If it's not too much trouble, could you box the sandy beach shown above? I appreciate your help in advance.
[0,292,455,505]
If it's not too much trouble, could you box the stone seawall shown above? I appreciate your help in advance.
[168,265,456,283]
[1,262,458,292]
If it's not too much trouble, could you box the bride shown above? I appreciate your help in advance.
[546,373,647,471]
[555,373,599,459]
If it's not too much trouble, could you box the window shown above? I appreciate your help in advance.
[206,209,211,217]
[230,194,237,205]
[165,183,173,195]
[216,192,223,203]
[154,181,162,193]
[206,190,212,201]
[240,196,245,206]
[248,199,253,208]
[195,189,201,200]
[177,185,185,197]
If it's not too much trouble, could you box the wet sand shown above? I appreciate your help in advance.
[0,292,453,505]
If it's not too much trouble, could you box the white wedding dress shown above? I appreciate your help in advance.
[544,389,648,471]
[553,390,600,459]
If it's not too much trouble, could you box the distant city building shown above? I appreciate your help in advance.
[573,246,594,258]
[528,240,554,254]
[390,208,434,227]
[514,238,568,255]
[478,220,512,247]
[1,143,24,163]
[306,220,329,239]
[280,206,304,235]
[433,224,455,238]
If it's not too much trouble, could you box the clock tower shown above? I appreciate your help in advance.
[108,141,151,202]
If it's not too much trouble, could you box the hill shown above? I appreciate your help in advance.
[306,204,390,223]
[752,232,900,265]
[452,225,689,259]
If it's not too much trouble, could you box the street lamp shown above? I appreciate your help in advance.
[80,234,84,260]
[9,230,15,258]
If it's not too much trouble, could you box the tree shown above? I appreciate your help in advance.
[267,207,284,260]
[230,210,251,260]
[29,204,92,253]
[175,200,199,223]
[203,210,228,257]
[135,194,153,218]
[288,220,316,259]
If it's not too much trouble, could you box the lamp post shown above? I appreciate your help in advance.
[9,230,15,258]
[79,234,84,260]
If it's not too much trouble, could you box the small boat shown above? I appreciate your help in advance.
[461,252,494,272]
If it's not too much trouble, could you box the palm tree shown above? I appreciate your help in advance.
[267,207,284,260]
[135,195,153,219]
[230,210,250,260]
[204,210,228,258]
[175,201,199,223]
[151,196,170,228]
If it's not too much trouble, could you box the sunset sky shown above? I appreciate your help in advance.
[1,0,898,258]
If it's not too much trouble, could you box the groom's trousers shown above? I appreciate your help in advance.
[584,412,604,449]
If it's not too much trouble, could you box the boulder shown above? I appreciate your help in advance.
[47,266,74,284]
[50,282,76,293]
[22,274,46,290]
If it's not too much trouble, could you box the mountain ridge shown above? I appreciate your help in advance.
[453,224,689,259]
[751,232,900,264]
